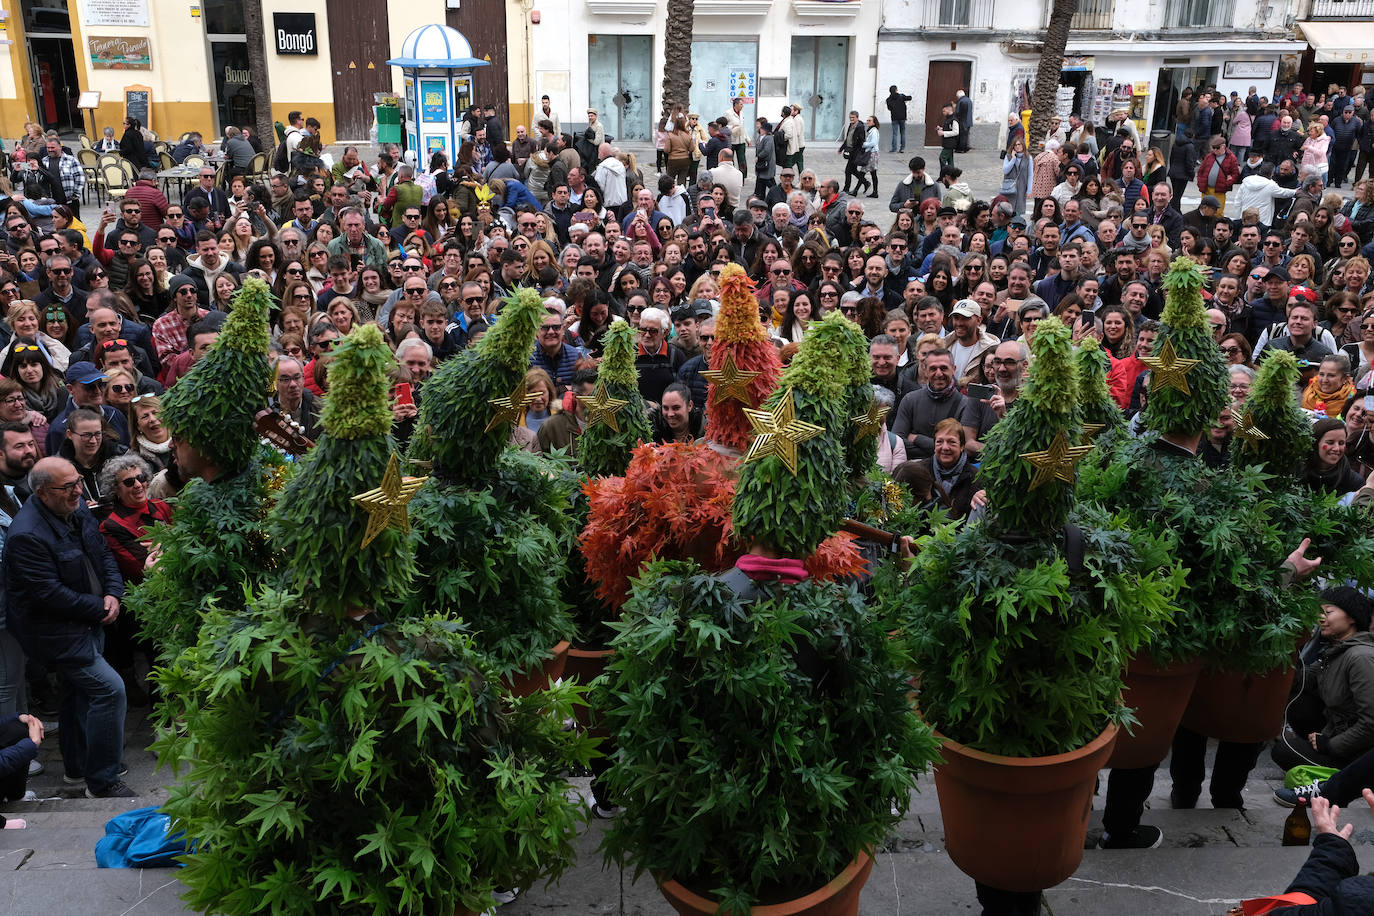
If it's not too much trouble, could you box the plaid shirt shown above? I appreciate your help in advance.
[39,152,85,201]
[151,307,206,363]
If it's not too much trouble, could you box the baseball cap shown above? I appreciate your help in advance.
[688,297,714,319]
[748,197,768,210]
[950,299,981,318]
[1010,215,1029,229]
[65,360,106,386]
[937,206,958,217]
[1263,265,1290,281]
[1201,195,1221,210]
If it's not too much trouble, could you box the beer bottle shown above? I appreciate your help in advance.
[1282,800,1312,847]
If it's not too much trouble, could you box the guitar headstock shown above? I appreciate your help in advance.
[255,411,314,457]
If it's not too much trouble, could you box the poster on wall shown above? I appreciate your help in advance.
[420,80,447,123]
[426,136,445,156]
[728,70,756,102]
[81,0,149,27]
[89,36,151,70]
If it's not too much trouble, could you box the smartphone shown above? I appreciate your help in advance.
[703,206,716,219]
[392,382,414,407]
[966,383,997,401]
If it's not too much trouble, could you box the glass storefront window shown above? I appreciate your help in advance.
[211,41,255,131]
[22,0,71,34]
[204,0,245,35]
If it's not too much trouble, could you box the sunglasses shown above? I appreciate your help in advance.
[316,338,338,350]
[167,212,183,218]
[404,288,426,295]
[771,269,791,276]
[1221,346,1242,355]
[92,271,107,280]
[109,383,135,393]
[1337,306,1360,314]
[118,473,149,487]
[462,296,484,305]
[43,311,63,322]
[100,338,129,349]
[13,344,40,354]
[49,267,72,274]
[402,264,424,271]
[699,333,715,341]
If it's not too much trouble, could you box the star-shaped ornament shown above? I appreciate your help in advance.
[850,400,888,444]
[1232,409,1270,453]
[1140,338,1201,396]
[351,454,428,549]
[703,351,762,406]
[485,379,541,433]
[1080,422,1105,445]
[742,389,825,475]
[577,380,630,432]
[1019,431,1094,492]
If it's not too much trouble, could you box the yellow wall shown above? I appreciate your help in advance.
[261,0,336,144]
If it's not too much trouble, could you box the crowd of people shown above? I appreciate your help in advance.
[0,77,1369,819]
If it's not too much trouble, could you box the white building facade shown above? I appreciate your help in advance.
[524,0,881,147]
[877,0,1309,151]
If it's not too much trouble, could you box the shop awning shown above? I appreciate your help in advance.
[1298,21,1374,64]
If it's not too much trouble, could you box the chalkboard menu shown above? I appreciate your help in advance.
[124,86,149,127]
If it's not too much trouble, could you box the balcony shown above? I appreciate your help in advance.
[1071,0,1114,29]
[1164,0,1237,28]
[1307,0,1374,17]
[922,0,995,29]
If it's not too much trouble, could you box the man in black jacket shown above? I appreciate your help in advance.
[885,85,912,154]
[4,456,130,797]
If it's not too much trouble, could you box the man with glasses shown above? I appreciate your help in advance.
[530,309,587,391]
[151,274,207,364]
[1258,230,1288,269]
[3,216,32,257]
[46,362,129,455]
[93,338,161,396]
[962,340,1027,454]
[754,258,802,307]
[34,255,88,324]
[160,204,194,251]
[1117,215,1152,255]
[124,169,170,232]
[447,281,490,350]
[5,455,131,797]
[182,167,230,226]
[1196,138,1240,213]
[268,356,318,442]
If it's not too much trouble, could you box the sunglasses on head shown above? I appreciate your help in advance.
[13,344,40,353]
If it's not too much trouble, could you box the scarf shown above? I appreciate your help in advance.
[24,383,64,421]
[925,382,957,402]
[735,554,810,584]
[355,292,386,324]
[138,434,172,456]
[1302,376,1355,414]
[932,451,969,498]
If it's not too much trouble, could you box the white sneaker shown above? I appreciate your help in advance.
[491,887,520,905]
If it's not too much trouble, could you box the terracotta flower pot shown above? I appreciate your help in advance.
[658,849,875,916]
[1107,655,1204,769]
[934,724,1118,893]
[565,644,613,729]
[1181,665,1293,743]
[503,639,571,697]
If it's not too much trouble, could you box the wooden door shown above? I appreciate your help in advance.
[326,0,392,141]
[925,61,971,147]
[448,0,509,130]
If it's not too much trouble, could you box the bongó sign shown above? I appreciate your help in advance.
[273,12,318,56]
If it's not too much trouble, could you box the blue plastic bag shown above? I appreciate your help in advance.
[94,806,190,868]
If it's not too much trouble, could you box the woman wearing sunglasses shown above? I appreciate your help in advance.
[0,302,69,373]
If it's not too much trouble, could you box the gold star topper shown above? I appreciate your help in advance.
[351,453,428,549]
[485,379,541,433]
[742,388,825,476]
[1140,338,1201,396]
[1232,408,1270,453]
[1019,430,1094,492]
[577,380,630,432]
[1080,422,1105,446]
[702,351,761,405]
[850,400,888,444]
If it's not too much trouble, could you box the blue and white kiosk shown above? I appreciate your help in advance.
[386,24,490,163]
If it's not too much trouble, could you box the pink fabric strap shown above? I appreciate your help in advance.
[735,554,810,584]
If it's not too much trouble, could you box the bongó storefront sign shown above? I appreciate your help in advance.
[274,12,318,56]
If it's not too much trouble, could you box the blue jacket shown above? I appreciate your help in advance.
[3,495,123,668]
[501,179,541,212]
[530,342,588,389]
[0,713,37,779]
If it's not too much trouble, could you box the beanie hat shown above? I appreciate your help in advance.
[1322,586,1372,634]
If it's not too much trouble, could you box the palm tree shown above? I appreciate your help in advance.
[661,0,694,120]
[244,0,274,146]
[1026,0,1078,153]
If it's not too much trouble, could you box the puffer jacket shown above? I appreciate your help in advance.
[1315,631,1374,761]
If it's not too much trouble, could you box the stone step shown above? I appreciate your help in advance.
[0,865,186,914]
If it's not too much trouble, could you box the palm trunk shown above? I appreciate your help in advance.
[661,0,695,120]
[244,0,274,146]
[1027,0,1078,154]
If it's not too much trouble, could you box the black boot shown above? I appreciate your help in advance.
[868,175,880,198]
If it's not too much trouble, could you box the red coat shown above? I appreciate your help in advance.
[1196,150,1240,194]
[100,498,174,583]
